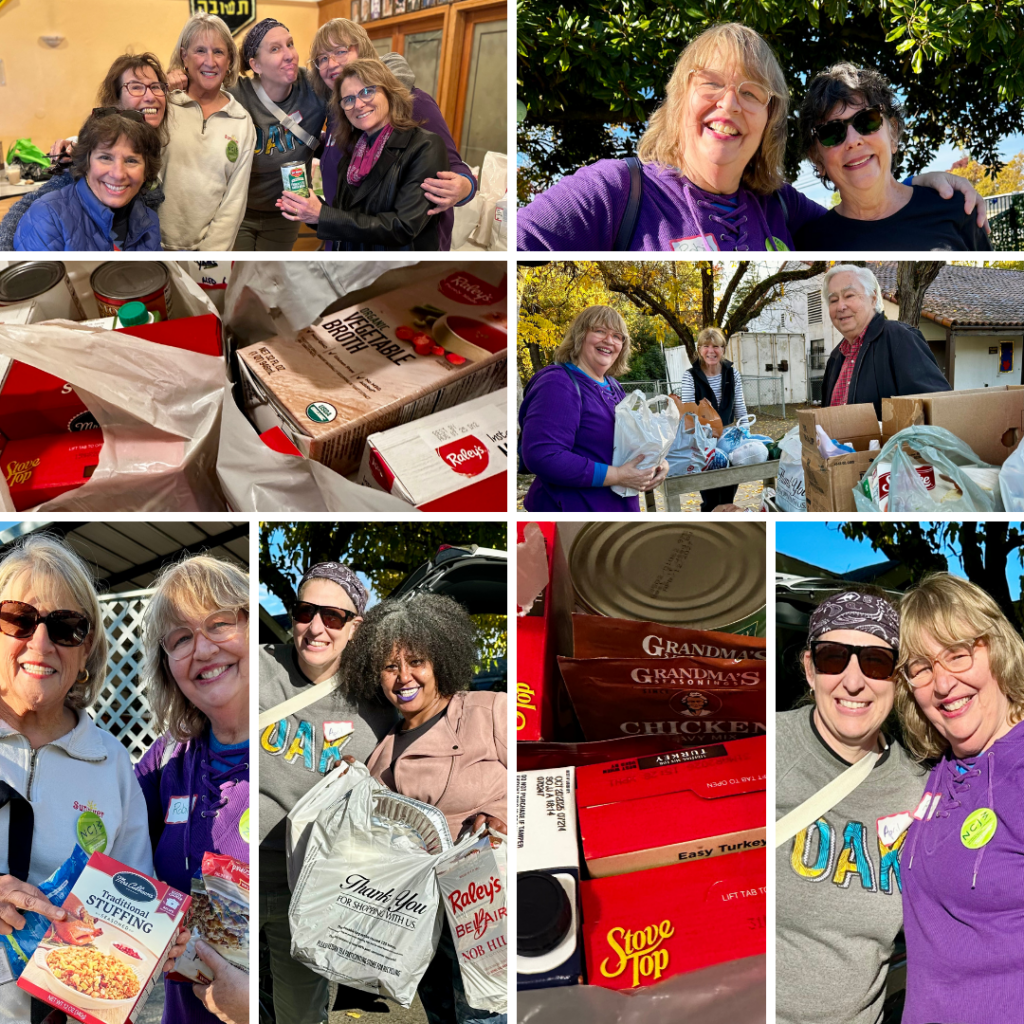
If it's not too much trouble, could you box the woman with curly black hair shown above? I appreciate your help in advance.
[342,592,507,1024]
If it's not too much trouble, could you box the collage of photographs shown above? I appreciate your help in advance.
[0,0,1021,1023]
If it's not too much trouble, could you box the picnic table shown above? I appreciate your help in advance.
[645,458,781,510]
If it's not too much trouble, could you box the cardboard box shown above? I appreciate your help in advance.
[18,851,190,1024]
[516,523,557,743]
[798,405,880,512]
[881,386,1024,466]
[576,737,766,877]
[237,268,507,475]
[357,388,507,510]
[572,614,767,661]
[3,430,103,510]
[580,849,765,990]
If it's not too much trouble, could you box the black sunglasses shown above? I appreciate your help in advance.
[91,106,147,124]
[0,600,91,647]
[291,601,357,631]
[810,640,896,680]
[811,105,885,148]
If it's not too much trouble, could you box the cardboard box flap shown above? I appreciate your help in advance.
[798,404,879,452]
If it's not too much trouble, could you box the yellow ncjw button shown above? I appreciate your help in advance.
[961,807,998,849]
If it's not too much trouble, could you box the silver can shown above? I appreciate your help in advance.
[0,262,86,321]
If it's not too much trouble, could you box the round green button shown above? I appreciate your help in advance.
[961,807,998,849]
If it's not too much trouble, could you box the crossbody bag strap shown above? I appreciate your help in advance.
[774,747,882,848]
[258,676,344,730]
[613,157,643,251]
[253,81,319,152]
[0,780,33,882]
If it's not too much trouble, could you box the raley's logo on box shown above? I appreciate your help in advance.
[437,435,489,476]
[438,272,503,306]
[599,919,674,987]
[5,457,40,485]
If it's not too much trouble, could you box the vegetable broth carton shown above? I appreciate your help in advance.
[19,852,190,1024]
[237,267,507,475]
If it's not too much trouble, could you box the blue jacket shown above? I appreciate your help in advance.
[13,176,162,251]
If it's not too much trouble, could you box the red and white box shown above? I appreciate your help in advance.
[575,736,766,877]
[3,430,104,510]
[580,848,765,990]
[18,851,191,1024]
[517,523,557,742]
[357,388,507,511]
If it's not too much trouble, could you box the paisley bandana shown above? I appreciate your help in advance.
[808,592,900,650]
[299,562,368,616]
[242,18,286,71]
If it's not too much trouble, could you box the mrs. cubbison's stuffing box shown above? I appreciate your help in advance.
[237,267,507,475]
[357,388,507,508]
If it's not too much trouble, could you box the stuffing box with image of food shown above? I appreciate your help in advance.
[18,852,190,1024]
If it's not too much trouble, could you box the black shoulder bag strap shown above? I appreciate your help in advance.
[518,365,583,474]
[613,157,643,251]
[0,780,33,882]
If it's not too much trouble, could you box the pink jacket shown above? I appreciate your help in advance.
[366,690,507,840]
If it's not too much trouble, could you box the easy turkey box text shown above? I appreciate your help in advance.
[19,851,190,1024]
[576,736,766,877]
[580,848,765,990]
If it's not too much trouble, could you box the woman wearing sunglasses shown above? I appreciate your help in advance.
[895,574,1024,1024]
[518,23,986,252]
[277,59,448,250]
[259,562,395,1024]
[134,555,250,1024]
[776,589,926,1024]
[0,535,157,1024]
[795,65,991,250]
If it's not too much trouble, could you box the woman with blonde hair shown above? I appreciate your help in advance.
[895,573,1024,1024]
[277,58,448,249]
[134,554,250,1024]
[161,12,256,249]
[518,304,669,511]
[518,22,986,251]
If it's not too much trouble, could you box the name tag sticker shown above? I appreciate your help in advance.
[324,721,354,744]
[165,796,195,824]
[670,233,719,251]
[877,811,913,846]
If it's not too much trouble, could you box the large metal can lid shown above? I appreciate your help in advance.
[0,261,67,303]
[568,522,766,630]
[90,261,168,299]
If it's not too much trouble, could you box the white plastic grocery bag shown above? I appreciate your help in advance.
[774,426,806,512]
[999,438,1024,512]
[666,414,721,477]
[435,831,508,1014]
[610,392,680,496]
[289,775,452,1007]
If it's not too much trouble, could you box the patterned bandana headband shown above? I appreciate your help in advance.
[300,562,368,617]
[242,18,285,71]
[808,592,900,650]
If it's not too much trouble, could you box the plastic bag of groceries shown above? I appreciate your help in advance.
[289,773,452,1006]
[999,438,1024,512]
[774,427,806,512]
[666,415,726,477]
[435,830,508,1013]
[853,426,1003,514]
[717,414,773,456]
[611,392,680,496]
[729,439,769,467]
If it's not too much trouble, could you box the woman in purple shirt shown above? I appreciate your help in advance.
[519,305,668,512]
[896,574,1024,1024]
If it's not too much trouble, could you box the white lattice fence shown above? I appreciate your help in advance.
[90,589,159,764]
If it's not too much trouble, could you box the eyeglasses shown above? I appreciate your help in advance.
[903,639,979,689]
[120,81,168,97]
[161,609,245,661]
[91,107,147,124]
[0,601,91,648]
[339,85,377,110]
[291,601,358,631]
[590,327,624,344]
[811,105,885,148]
[810,640,896,681]
[688,70,772,111]
[315,47,352,70]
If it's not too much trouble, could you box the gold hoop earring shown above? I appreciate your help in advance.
[75,669,90,685]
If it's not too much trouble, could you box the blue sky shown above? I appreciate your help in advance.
[776,522,1023,599]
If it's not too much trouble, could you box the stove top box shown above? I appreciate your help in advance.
[3,430,104,510]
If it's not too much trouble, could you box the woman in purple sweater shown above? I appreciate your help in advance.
[135,555,250,1024]
[308,18,476,250]
[519,305,668,512]
[896,574,1024,1024]
[518,22,986,252]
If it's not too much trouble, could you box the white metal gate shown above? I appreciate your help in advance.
[90,588,160,764]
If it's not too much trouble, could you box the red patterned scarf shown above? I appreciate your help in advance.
[346,124,394,186]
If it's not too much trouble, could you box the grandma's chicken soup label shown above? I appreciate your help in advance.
[19,851,190,1024]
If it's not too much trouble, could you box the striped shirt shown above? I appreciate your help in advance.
[674,369,748,424]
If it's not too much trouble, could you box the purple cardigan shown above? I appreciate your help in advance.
[320,89,476,251]
[136,732,250,1024]
[517,159,826,252]
[519,363,640,512]
[901,721,1024,1024]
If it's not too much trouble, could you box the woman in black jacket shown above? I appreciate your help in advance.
[277,59,447,250]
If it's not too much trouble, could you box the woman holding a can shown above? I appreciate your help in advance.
[135,554,250,1024]
[161,12,256,250]
[230,18,329,251]
[276,59,449,250]
[519,305,669,512]
[308,18,477,251]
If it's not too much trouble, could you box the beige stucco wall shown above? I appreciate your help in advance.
[0,0,320,148]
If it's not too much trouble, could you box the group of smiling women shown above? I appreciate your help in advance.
[4,13,476,253]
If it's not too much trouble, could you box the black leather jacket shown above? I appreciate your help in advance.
[317,126,448,251]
